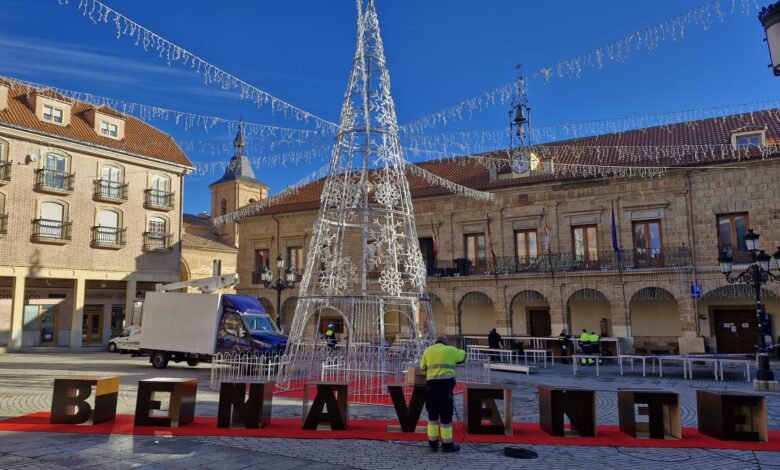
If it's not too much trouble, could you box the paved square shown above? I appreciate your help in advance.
[0,352,778,469]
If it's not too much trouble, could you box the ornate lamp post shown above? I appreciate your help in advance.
[717,229,779,387]
[759,2,780,76]
[260,254,297,331]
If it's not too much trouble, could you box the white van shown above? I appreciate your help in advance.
[108,326,142,353]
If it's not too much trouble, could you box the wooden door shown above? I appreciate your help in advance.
[82,305,104,344]
[714,309,757,354]
[529,309,552,337]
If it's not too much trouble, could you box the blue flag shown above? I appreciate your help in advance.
[611,203,622,262]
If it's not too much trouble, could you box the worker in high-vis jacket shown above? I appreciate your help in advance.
[419,335,466,453]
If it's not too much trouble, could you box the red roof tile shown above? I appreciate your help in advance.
[242,109,780,217]
[0,82,192,168]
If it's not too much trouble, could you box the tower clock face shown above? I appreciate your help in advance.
[511,154,530,174]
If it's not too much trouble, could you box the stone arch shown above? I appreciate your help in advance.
[383,309,416,343]
[566,288,611,336]
[279,296,298,332]
[629,287,681,352]
[180,258,191,282]
[457,291,495,335]
[699,285,780,353]
[509,290,550,336]
[301,305,349,340]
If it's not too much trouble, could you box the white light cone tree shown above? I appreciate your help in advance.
[277,0,436,391]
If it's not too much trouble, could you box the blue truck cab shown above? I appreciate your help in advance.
[216,294,287,355]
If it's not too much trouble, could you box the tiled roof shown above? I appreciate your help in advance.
[182,228,237,253]
[0,82,192,168]
[238,109,780,217]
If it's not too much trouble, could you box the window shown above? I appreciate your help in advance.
[220,199,227,216]
[96,209,121,245]
[717,213,750,262]
[99,164,124,199]
[148,216,166,234]
[222,313,243,336]
[39,201,66,239]
[515,229,538,262]
[212,259,222,276]
[151,174,169,192]
[42,105,63,124]
[287,246,303,272]
[735,132,763,147]
[464,233,486,270]
[255,248,270,273]
[100,121,118,137]
[572,225,598,264]
[633,220,663,265]
[43,153,68,190]
[146,173,172,209]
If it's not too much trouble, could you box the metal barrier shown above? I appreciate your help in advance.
[211,347,491,405]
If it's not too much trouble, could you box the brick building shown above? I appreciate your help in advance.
[235,110,780,355]
[0,80,193,351]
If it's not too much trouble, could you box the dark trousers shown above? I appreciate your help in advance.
[425,378,455,425]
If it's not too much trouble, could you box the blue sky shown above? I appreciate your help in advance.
[0,0,777,214]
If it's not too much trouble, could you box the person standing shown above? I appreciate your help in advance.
[325,323,337,349]
[487,328,502,362]
[557,329,571,364]
[420,335,466,453]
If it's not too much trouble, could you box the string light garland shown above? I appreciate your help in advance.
[400,0,758,135]
[56,0,338,131]
[0,75,329,142]
[404,160,495,201]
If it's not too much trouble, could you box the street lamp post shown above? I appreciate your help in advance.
[717,229,780,388]
[759,2,780,76]
[260,254,297,331]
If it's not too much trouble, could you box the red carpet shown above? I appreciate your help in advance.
[1,413,778,451]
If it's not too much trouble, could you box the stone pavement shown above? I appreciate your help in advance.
[0,352,779,469]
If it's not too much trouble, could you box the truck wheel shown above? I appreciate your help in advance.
[151,351,169,369]
[108,343,117,353]
[186,359,199,367]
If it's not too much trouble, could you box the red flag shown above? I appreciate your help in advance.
[486,216,498,270]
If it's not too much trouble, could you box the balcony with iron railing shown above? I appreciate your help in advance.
[32,218,72,243]
[34,168,75,194]
[143,231,173,252]
[91,226,127,249]
[0,160,11,185]
[93,179,128,203]
[425,246,693,277]
[0,213,7,235]
[143,189,175,211]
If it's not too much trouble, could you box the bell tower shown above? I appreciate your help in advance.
[209,121,268,247]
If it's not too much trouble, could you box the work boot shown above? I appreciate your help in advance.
[442,443,460,453]
[428,440,439,452]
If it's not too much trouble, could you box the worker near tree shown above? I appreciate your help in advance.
[325,323,337,349]
[420,334,466,453]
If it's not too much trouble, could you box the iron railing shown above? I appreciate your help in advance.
[91,226,126,248]
[0,214,7,235]
[34,168,74,193]
[143,189,174,210]
[0,161,11,184]
[32,218,72,241]
[93,179,128,202]
[142,231,172,251]
[426,247,692,277]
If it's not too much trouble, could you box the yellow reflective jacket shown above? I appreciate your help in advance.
[420,343,466,381]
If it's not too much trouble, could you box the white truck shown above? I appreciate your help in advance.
[130,274,287,369]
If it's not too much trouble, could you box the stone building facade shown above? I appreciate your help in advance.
[235,111,780,355]
[0,80,193,351]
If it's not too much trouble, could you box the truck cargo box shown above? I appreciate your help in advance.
[140,292,222,355]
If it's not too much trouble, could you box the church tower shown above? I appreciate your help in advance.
[209,122,268,247]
